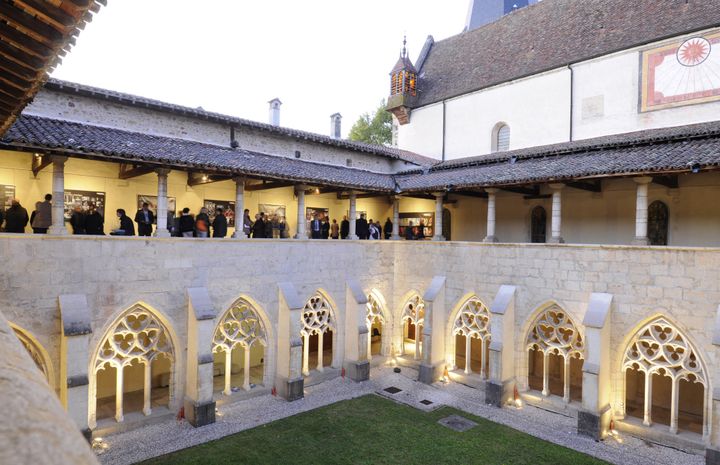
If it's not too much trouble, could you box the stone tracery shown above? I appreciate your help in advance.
[366,292,386,360]
[452,296,491,376]
[401,293,425,359]
[301,292,336,374]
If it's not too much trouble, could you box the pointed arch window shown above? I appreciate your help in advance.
[401,294,425,360]
[648,201,669,246]
[366,293,386,360]
[301,292,336,375]
[452,297,491,377]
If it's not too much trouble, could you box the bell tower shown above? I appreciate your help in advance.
[386,37,417,125]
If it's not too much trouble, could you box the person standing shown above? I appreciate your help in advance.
[384,217,393,240]
[369,221,379,240]
[263,212,273,238]
[252,213,265,238]
[243,209,253,238]
[330,219,339,239]
[278,216,288,238]
[113,209,135,236]
[3,199,29,233]
[356,214,369,240]
[84,203,104,235]
[405,221,415,240]
[31,194,52,234]
[340,215,349,239]
[179,207,194,237]
[70,205,86,234]
[310,214,322,239]
[321,216,330,239]
[134,202,155,237]
[212,207,227,238]
[195,207,210,238]
[417,220,426,240]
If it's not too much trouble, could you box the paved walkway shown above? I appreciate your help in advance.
[97,366,703,465]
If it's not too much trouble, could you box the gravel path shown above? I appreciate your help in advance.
[97,366,703,465]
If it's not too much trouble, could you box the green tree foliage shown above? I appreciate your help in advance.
[349,100,393,146]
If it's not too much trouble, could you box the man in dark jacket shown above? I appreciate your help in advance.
[115,209,135,236]
[310,215,322,239]
[356,214,369,240]
[340,215,349,239]
[84,203,104,235]
[321,217,330,239]
[70,205,86,234]
[263,212,273,238]
[212,207,227,238]
[178,208,195,237]
[195,207,210,238]
[134,203,155,236]
[252,213,265,238]
[405,221,415,240]
[384,218,393,240]
[3,199,29,233]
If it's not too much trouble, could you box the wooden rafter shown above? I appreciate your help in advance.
[653,175,679,189]
[118,163,153,180]
[500,186,540,196]
[565,180,602,193]
[306,186,344,195]
[187,171,231,187]
[244,180,295,191]
[450,190,488,199]
[31,153,50,177]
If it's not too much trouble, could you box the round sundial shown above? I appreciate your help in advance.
[676,37,711,67]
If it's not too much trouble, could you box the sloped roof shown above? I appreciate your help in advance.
[414,0,720,107]
[395,122,720,191]
[3,115,397,192]
[41,79,437,167]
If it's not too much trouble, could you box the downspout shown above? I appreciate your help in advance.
[441,100,447,161]
[568,64,574,142]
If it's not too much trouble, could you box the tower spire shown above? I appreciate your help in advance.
[402,35,407,58]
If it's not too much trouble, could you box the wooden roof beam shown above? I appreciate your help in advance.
[500,185,539,196]
[451,190,488,199]
[118,163,153,180]
[653,175,679,189]
[0,3,64,44]
[245,180,295,191]
[0,21,55,59]
[187,171,231,187]
[31,152,50,177]
[14,0,77,28]
[565,180,602,193]
[306,186,344,195]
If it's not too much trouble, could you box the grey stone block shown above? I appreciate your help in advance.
[418,363,442,384]
[577,410,601,440]
[346,361,370,382]
[706,448,720,465]
[485,381,503,407]
[285,377,305,402]
[184,399,216,427]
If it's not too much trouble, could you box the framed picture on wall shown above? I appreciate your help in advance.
[204,199,236,227]
[399,212,434,239]
[137,195,177,224]
[64,190,106,221]
[0,184,15,208]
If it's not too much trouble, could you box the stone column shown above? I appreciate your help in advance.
[48,156,68,236]
[184,288,217,427]
[154,168,171,237]
[486,285,516,407]
[231,177,246,239]
[243,346,251,391]
[115,367,124,422]
[302,333,310,375]
[670,378,679,434]
[418,276,447,385]
[316,331,324,372]
[348,191,358,240]
[143,363,152,415]
[343,279,370,381]
[59,295,92,437]
[432,192,445,241]
[633,177,653,245]
[464,336,472,374]
[549,183,565,243]
[223,350,232,395]
[542,352,550,396]
[578,293,613,440]
[391,196,400,240]
[294,185,306,239]
[483,188,498,243]
[276,282,304,401]
[643,371,653,426]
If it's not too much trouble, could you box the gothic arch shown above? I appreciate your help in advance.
[621,314,710,436]
[398,290,425,359]
[523,301,584,402]
[300,289,339,374]
[88,302,180,429]
[367,289,391,358]
[446,294,491,377]
[9,322,54,389]
[212,296,272,394]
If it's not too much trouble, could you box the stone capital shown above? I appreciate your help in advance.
[50,155,68,165]
[485,188,499,195]
[633,176,653,185]
[155,168,171,176]
[432,192,445,199]
[232,176,247,185]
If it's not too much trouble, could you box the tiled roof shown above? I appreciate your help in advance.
[42,79,437,167]
[2,115,397,192]
[395,122,720,191]
[414,0,720,107]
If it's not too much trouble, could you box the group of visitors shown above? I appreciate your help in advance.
[243,209,289,238]
[112,203,229,238]
[311,214,394,240]
[0,194,104,235]
[404,220,427,240]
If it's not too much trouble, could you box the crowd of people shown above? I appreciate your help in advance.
[1,195,427,240]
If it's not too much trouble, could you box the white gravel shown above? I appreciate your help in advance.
[97,366,703,465]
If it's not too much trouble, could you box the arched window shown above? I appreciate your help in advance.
[301,292,336,375]
[531,206,547,243]
[451,297,491,377]
[648,201,669,246]
[10,323,54,388]
[400,293,425,360]
[623,317,707,435]
[366,292,386,360]
[492,123,510,152]
[92,304,174,424]
[212,298,268,395]
[526,304,584,402]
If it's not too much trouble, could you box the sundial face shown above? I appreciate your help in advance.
[676,37,711,67]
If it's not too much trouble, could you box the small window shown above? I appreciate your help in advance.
[294,150,301,159]
[530,206,546,243]
[346,158,352,167]
[492,123,510,153]
[648,201,669,246]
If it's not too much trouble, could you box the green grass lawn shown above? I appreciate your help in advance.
[140,394,609,465]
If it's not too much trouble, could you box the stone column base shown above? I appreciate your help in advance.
[577,407,610,440]
[154,229,171,238]
[347,235,359,240]
[390,235,400,241]
[276,376,304,401]
[549,237,565,244]
[431,236,445,241]
[184,399,216,427]
[632,236,649,246]
[707,448,720,465]
[345,361,370,382]
[418,363,444,384]
[483,236,498,243]
[485,379,515,407]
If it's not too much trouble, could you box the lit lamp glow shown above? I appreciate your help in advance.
[91,437,109,454]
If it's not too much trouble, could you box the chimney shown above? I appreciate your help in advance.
[330,113,342,139]
[268,98,282,126]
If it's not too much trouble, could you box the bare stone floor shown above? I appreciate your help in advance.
[96,365,703,465]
